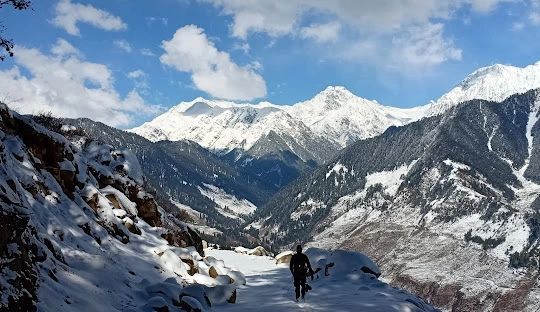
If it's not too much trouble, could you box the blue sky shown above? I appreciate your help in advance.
[1,0,540,128]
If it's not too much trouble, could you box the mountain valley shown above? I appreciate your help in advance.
[4,61,540,311]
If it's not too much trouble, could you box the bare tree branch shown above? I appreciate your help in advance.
[0,0,32,61]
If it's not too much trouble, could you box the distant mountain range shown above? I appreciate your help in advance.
[129,86,423,161]
[129,62,540,190]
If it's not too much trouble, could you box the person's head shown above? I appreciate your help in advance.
[296,245,302,253]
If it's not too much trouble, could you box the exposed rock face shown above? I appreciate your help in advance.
[90,167,162,227]
[162,214,204,256]
[0,210,38,312]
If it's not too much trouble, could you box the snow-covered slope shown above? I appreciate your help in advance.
[0,104,246,311]
[425,61,540,116]
[130,98,298,153]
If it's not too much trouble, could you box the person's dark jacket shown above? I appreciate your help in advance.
[290,253,314,278]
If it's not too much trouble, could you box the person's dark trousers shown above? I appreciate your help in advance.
[294,276,307,299]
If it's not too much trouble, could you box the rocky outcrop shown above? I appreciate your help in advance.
[162,214,204,256]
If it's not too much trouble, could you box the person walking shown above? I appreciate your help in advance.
[290,245,314,301]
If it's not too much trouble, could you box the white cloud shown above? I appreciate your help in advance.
[300,22,341,43]
[52,0,127,36]
[200,0,517,69]
[201,0,300,39]
[202,0,517,37]
[338,39,379,61]
[160,25,267,101]
[128,70,145,79]
[336,23,461,72]
[233,42,250,53]
[531,12,540,25]
[146,17,169,27]
[51,38,82,57]
[127,70,149,93]
[247,61,263,72]
[506,0,540,29]
[0,39,161,127]
[140,48,155,56]
[391,23,462,67]
[512,22,525,30]
[114,40,132,53]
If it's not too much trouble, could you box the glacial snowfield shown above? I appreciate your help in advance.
[206,248,439,312]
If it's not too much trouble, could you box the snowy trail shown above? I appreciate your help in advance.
[207,249,306,311]
[206,249,439,312]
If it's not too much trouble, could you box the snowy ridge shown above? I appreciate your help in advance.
[130,97,297,153]
[129,86,426,156]
[286,86,426,147]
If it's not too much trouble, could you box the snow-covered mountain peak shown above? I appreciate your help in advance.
[426,62,540,116]
[308,86,360,109]
[318,85,355,98]
[130,60,540,157]
[459,63,512,89]
[287,86,424,146]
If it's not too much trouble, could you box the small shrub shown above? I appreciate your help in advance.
[32,111,62,132]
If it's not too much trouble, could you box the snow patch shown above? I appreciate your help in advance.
[362,161,417,197]
[326,162,348,179]
[291,199,326,221]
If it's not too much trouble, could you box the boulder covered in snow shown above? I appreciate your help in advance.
[179,284,212,309]
[304,248,381,279]
[275,250,294,264]
[249,246,269,256]
[327,249,381,278]
[234,246,249,254]
[234,245,270,256]
[304,247,331,273]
